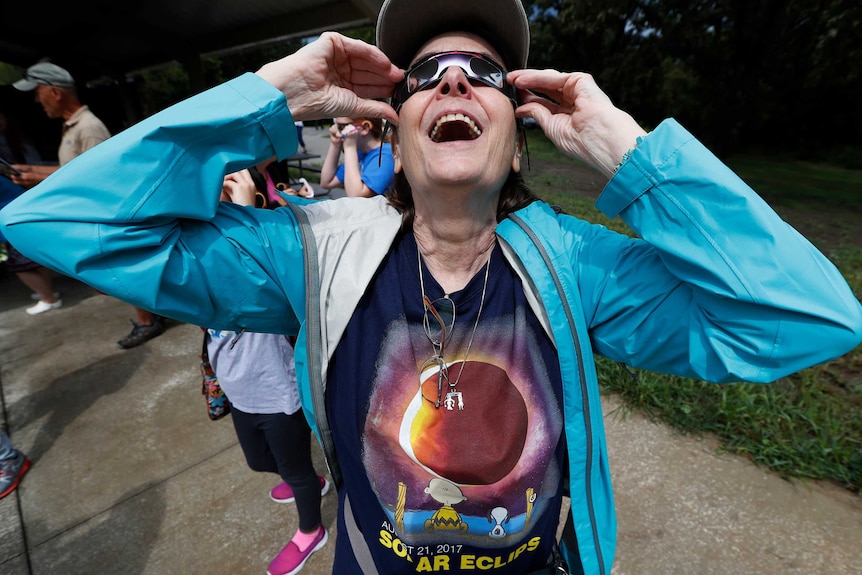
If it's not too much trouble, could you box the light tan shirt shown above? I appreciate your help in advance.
[59,105,111,165]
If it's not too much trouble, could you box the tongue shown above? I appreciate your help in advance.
[433,120,478,143]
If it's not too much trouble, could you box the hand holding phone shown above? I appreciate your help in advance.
[0,157,22,176]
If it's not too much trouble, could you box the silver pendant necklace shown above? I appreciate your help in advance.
[417,244,491,411]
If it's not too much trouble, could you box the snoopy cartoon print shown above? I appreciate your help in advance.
[487,506,509,538]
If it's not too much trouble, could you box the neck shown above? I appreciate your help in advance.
[61,102,83,122]
[359,138,382,154]
[415,224,496,294]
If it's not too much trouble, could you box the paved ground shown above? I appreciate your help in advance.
[2,129,861,574]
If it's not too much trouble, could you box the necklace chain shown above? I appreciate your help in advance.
[417,244,491,395]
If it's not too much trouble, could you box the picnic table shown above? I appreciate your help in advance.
[283,151,321,181]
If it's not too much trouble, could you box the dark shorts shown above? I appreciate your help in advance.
[3,242,41,273]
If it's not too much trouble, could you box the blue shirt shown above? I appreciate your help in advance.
[335,142,395,195]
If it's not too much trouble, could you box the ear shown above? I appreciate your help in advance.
[361,120,373,131]
[511,132,524,174]
[391,130,402,174]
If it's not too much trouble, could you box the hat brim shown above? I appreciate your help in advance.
[12,78,39,91]
[376,0,529,71]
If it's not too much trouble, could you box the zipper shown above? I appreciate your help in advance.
[507,213,604,575]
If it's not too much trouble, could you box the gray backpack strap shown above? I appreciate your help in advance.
[344,493,380,574]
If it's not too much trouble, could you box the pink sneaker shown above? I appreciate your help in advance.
[267,526,328,575]
[270,476,330,503]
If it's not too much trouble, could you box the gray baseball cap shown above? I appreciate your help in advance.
[13,62,75,91]
[376,0,530,70]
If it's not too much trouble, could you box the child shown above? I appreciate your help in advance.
[205,169,329,575]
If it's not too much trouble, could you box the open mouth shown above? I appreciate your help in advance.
[429,113,482,143]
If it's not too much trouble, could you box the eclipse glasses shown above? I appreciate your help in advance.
[391,51,517,113]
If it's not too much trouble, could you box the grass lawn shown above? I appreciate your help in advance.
[521,130,862,493]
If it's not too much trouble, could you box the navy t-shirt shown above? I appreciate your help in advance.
[327,230,566,574]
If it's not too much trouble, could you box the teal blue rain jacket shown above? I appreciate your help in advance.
[2,73,860,575]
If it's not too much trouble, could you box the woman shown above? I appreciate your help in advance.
[1,1,860,573]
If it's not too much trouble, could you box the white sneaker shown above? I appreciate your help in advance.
[26,299,63,315]
[30,291,61,301]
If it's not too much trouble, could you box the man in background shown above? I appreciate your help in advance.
[11,62,166,347]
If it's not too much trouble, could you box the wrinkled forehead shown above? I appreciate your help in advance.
[411,32,507,69]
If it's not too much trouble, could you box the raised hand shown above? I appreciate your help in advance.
[256,32,404,126]
[508,69,647,177]
[328,123,344,145]
[221,169,258,206]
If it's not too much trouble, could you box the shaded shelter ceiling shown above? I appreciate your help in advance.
[0,0,384,85]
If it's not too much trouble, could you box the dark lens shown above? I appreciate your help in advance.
[407,57,442,92]
[469,57,504,88]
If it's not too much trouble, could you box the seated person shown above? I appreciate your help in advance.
[318,117,395,198]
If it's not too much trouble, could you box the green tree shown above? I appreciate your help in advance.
[524,0,862,160]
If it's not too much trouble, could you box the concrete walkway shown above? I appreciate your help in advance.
[1,128,860,574]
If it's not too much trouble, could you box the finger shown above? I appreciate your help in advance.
[517,89,571,115]
[331,33,404,82]
[233,169,255,186]
[335,94,399,125]
[342,61,404,86]
[320,35,403,100]
[349,83,401,102]
[221,180,237,200]
[508,69,572,97]
[515,102,557,132]
[343,66,403,87]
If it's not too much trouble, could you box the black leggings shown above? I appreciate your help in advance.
[230,406,322,532]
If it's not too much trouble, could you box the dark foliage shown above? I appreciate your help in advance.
[524,0,862,163]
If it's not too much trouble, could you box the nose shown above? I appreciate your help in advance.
[434,65,473,100]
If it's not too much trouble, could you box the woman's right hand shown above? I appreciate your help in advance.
[256,32,403,126]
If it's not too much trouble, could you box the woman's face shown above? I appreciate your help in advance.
[393,32,520,199]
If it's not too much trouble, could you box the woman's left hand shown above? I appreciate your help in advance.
[508,69,647,177]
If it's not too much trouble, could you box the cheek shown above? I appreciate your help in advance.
[394,136,423,177]
[392,117,424,169]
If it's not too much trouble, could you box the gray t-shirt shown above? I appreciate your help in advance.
[205,329,301,415]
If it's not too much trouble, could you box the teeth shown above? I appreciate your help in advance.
[430,113,482,141]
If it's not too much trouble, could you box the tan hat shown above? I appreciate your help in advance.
[13,62,75,91]
[376,0,530,70]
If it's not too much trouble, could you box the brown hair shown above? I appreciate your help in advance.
[364,118,384,139]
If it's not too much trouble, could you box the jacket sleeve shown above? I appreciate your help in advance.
[576,119,862,383]
[0,73,304,334]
